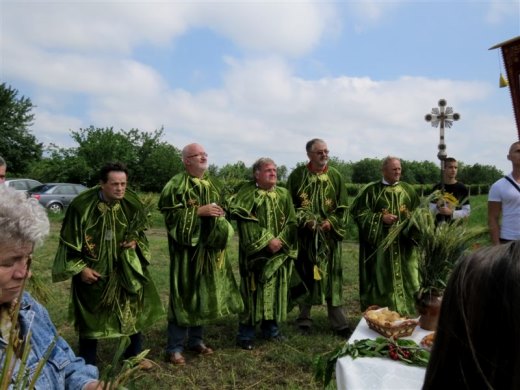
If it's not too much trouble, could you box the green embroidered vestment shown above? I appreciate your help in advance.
[230,182,298,325]
[350,181,420,315]
[52,187,164,339]
[158,172,243,327]
[286,165,348,306]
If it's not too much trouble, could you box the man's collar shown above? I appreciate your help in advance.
[382,178,399,186]
[307,162,328,174]
[256,182,276,191]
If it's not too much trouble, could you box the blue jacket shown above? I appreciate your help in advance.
[0,292,99,389]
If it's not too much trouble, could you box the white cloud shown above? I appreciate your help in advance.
[32,108,83,147]
[22,51,511,173]
[485,0,520,24]
[1,0,516,176]
[2,1,189,53]
[188,2,338,56]
[2,1,336,57]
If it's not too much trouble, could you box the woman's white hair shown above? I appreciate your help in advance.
[0,186,49,247]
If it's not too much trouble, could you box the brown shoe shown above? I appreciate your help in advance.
[138,358,154,371]
[189,344,214,355]
[167,352,186,366]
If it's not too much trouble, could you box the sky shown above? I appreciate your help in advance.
[1,0,520,175]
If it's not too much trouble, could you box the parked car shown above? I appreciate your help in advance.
[5,178,42,192]
[28,183,88,213]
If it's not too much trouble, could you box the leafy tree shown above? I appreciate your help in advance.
[401,160,439,184]
[28,144,88,184]
[458,163,503,185]
[328,157,353,183]
[137,141,183,192]
[36,126,182,190]
[277,165,288,182]
[71,126,137,184]
[217,161,251,181]
[0,83,42,174]
[351,158,382,183]
[207,164,219,177]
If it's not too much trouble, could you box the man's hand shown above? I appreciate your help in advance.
[197,203,225,217]
[80,267,102,285]
[320,220,331,232]
[437,205,453,216]
[121,240,137,249]
[267,238,283,253]
[382,213,398,225]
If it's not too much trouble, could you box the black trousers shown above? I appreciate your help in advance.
[78,332,142,366]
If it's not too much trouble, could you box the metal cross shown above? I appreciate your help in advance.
[425,99,460,191]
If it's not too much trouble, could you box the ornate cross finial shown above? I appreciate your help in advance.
[425,99,460,161]
[425,99,460,192]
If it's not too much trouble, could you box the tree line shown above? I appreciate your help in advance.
[1,83,504,193]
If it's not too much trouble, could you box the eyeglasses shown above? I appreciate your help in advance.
[187,152,208,159]
[311,150,329,156]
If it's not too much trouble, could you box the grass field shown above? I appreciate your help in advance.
[30,195,490,389]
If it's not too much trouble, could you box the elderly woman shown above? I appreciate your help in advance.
[0,186,100,389]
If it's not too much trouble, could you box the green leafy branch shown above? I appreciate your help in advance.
[314,337,430,388]
[380,195,487,296]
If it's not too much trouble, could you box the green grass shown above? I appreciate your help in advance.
[30,195,490,389]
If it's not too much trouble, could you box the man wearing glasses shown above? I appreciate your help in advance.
[158,143,243,365]
[287,138,350,337]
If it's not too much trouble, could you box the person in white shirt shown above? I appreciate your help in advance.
[488,141,520,244]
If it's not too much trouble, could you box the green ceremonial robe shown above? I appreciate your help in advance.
[230,182,298,325]
[350,181,420,315]
[286,165,348,306]
[158,172,243,327]
[52,187,164,339]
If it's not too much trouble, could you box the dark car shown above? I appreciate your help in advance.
[5,178,42,192]
[28,183,88,213]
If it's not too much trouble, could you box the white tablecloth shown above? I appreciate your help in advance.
[336,318,431,390]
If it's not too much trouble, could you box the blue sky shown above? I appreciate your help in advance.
[1,0,519,175]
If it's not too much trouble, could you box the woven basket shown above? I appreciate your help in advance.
[363,305,418,339]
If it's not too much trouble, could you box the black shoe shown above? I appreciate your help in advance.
[270,334,287,343]
[335,327,352,339]
[237,340,254,350]
[298,325,311,335]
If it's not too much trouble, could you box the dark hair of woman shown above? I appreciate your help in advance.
[423,241,520,389]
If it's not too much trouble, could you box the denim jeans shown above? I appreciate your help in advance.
[297,300,349,331]
[238,320,279,341]
[166,321,203,353]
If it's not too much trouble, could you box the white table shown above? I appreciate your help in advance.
[336,318,431,390]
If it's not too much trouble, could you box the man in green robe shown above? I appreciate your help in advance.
[286,138,350,336]
[158,143,243,366]
[230,158,297,350]
[53,162,164,367]
[350,156,420,315]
